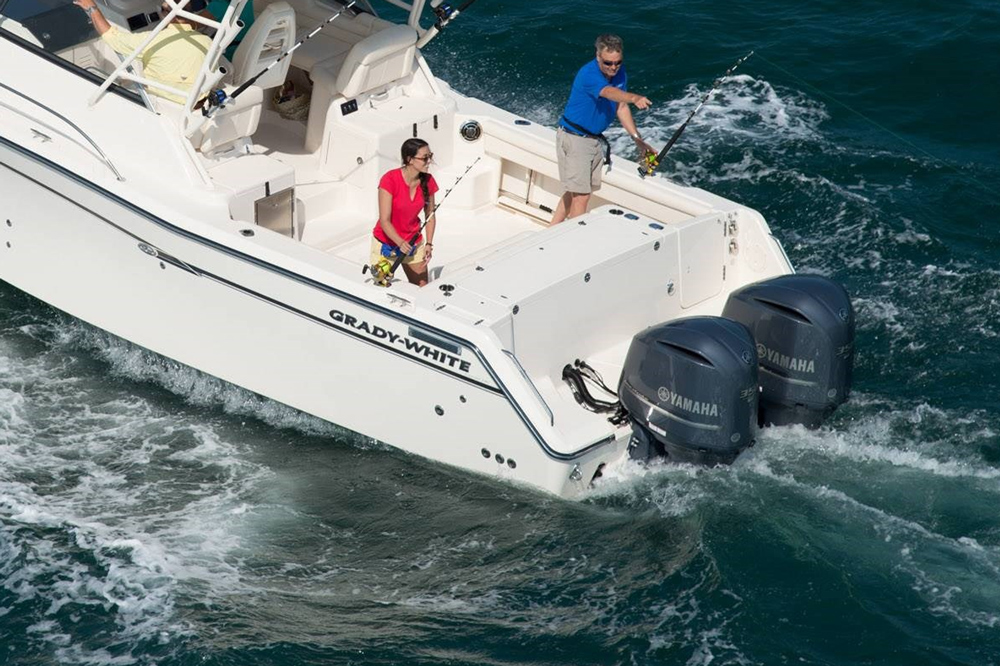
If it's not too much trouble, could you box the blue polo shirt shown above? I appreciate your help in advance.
[559,59,628,135]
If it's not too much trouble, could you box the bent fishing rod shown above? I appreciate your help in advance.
[201,0,357,117]
[639,50,754,178]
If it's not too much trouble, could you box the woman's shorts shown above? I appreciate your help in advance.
[557,127,604,194]
[370,237,428,267]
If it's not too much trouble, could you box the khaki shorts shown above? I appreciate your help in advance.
[557,127,605,194]
[370,236,428,267]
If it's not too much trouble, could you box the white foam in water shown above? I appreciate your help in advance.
[606,74,828,160]
[760,400,1000,481]
[644,561,749,666]
[589,457,708,517]
[0,325,285,664]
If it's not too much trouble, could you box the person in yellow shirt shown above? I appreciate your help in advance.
[74,0,212,105]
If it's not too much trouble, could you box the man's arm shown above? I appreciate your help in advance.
[600,85,651,109]
[73,0,112,35]
[74,0,148,58]
[616,101,656,158]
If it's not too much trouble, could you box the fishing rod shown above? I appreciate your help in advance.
[415,0,479,48]
[638,50,754,178]
[366,157,481,286]
[431,0,478,29]
[200,0,357,117]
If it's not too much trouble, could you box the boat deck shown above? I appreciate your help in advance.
[252,111,548,278]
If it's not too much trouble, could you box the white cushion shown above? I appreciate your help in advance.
[335,24,417,98]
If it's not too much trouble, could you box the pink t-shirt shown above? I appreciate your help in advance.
[373,169,439,246]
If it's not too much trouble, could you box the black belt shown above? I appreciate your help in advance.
[560,116,612,170]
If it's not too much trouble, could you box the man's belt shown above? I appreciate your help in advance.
[560,116,612,170]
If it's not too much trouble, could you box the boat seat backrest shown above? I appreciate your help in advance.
[230,2,296,89]
[290,10,393,72]
[335,24,417,98]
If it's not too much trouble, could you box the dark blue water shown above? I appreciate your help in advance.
[3,1,1000,664]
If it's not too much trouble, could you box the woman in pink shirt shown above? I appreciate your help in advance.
[371,139,439,286]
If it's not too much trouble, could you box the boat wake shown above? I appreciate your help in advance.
[0,303,380,663]
[591,387,1000,641]
[0,326,258,662]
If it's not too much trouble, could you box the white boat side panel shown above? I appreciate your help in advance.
[0,41,234,221]
[505,235,680,379]
[678,214,726,308]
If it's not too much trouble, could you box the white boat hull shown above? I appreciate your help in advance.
[0,139,621,498]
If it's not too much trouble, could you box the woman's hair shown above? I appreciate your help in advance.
[400,138,432,207]
[400,138,429,166]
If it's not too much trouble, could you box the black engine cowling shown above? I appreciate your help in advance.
[722,274,854,428]
[618,316,759,466]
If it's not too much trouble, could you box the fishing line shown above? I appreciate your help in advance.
[639,51,754,178]
[749,52,999,199]
[365,157,482,286]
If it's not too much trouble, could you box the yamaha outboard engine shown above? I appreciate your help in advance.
[618,317,759,466]
[722,274,854,428]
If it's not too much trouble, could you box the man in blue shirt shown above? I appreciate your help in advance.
[551,34,655,225]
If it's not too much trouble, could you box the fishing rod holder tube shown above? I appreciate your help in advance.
[722,275,855,428]
[618,317,759,466]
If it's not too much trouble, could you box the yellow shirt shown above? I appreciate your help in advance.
[102,23,212,104]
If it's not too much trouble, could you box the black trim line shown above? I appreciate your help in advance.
[193,261,501,393]
[0,135,620,462]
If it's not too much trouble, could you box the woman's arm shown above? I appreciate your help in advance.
[423,193,436,260]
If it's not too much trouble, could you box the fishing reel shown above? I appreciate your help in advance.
[430,0,456,27]
[362,257,396,287]
[638,152,659,178]
[200,88,229,117]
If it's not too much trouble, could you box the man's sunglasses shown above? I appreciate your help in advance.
[601,59,624,67]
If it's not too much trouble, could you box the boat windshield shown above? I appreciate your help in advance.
[0,0,99,53]
[0,0,218,101]
[0,0,161,99]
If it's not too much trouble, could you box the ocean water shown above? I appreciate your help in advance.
[3,0,1000,664]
